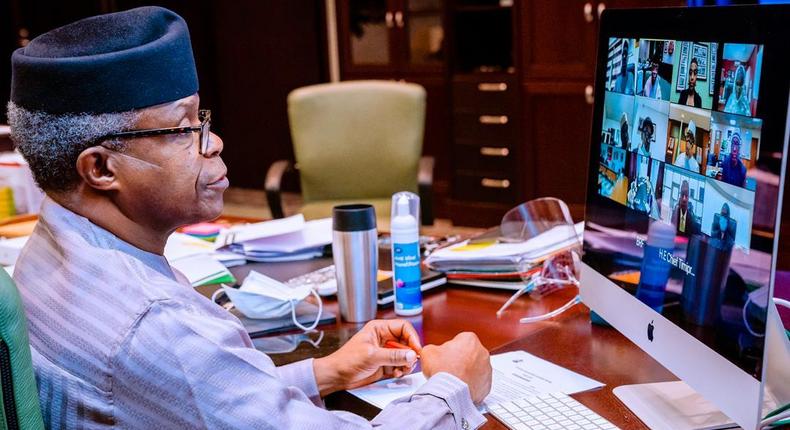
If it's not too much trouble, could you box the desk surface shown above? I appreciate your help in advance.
[201,257,678,430]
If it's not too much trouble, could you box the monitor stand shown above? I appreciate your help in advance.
[614,300,790,430]
[613,381,737,430]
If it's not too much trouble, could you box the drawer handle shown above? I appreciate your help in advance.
[481,178,511,189]
[584,85,594,105]
[480,147,510,157]
[597,2,606,18]
[394,11,404,28]
[479,115,508,125]
[583,2,594,23]
[477,82,508,92]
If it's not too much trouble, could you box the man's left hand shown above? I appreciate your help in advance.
[313,319,421,397]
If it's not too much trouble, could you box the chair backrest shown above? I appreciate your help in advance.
[0,270,43,430]
[287,80,426,203]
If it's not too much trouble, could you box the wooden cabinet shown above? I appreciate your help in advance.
[520,0,598,80]
[336,0,686,226]
[337,0,451,212]
[522,82,593,218]
[515,0,684,223]
[338,0,445,75]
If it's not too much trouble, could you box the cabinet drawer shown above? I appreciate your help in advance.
[453,112,516,142]
[453,171,516,204]
[453,77,517,114]
[454,144,514,173]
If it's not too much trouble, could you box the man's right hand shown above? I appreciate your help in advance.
[420,332,492,404]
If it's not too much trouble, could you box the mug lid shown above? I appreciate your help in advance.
[333,204,377,232]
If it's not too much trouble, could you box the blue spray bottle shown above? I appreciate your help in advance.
[636,220,675,313]
[391,192,422,316]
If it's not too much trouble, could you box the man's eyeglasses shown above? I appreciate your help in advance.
[689,67,698,76]
[98,109,212,154]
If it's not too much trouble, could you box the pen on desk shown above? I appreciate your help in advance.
[384,340,421,359]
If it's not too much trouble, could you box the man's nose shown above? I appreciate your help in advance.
[204,131,224,157]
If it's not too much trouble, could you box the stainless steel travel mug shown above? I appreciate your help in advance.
[332,204,378,322]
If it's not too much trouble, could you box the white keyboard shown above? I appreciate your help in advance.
[487,392,620,430]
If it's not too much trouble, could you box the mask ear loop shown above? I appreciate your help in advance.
[290,288,323,332]
[306,330,325,348]
[211,285,235,311]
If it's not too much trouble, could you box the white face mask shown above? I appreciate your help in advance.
[211,271,322,332]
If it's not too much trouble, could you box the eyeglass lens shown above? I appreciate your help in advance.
[199,111,211,154]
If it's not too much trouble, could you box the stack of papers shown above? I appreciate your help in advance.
[169,254,236,286]
[164,233,236,286]
[221,215,332,263]
[349,350,604,411]
[425,223,583,289]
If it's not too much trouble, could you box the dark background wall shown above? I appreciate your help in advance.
[0,0,328,189]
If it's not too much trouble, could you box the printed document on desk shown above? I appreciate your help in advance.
[348,350,604,410]
[233,218,332,254]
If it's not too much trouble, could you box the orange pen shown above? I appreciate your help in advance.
[384,340,421,359]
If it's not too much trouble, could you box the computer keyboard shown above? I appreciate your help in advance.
[487,392,620,430]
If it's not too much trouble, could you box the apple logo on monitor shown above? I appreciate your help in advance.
[647,320,655,342]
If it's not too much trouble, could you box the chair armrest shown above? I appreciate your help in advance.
[265,160,294,219]
[418,156,435,226]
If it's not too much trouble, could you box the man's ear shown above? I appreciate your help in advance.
[75,147,122,191]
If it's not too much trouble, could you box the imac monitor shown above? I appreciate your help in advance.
[582,5,789,430]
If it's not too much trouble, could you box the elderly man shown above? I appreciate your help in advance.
[8,7,491,429]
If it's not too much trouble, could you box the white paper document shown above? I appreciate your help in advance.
[348,350,604,410]
[482,350,604,406]
[169,253,232,287]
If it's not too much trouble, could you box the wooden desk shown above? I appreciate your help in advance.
[209,257,678,430]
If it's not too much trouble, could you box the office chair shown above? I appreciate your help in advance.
[0,270,44,430]
[265,80,435,226]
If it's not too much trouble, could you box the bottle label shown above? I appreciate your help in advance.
[393,241,422,310]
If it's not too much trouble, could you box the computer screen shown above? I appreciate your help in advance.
[582,7,790,428]
[585,28,784,379]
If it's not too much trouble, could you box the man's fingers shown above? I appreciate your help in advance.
[374,319,423,351]
[372,346,417,366]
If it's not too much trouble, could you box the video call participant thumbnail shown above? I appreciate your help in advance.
[710,203,736,249]
[630,96,669,161]
[700,178,755,250]
[668,104,711,175]
[721,133,747,187]
[709,111,762,188]
[661,165,705,238]
[637,40,673,101]
[626,153,663,219]
[608,38,635,95]
[717,43,763,117]
[599,144,629,205]
[601,92,635,148]
[670,41,715,110]
[678,58,702,107]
